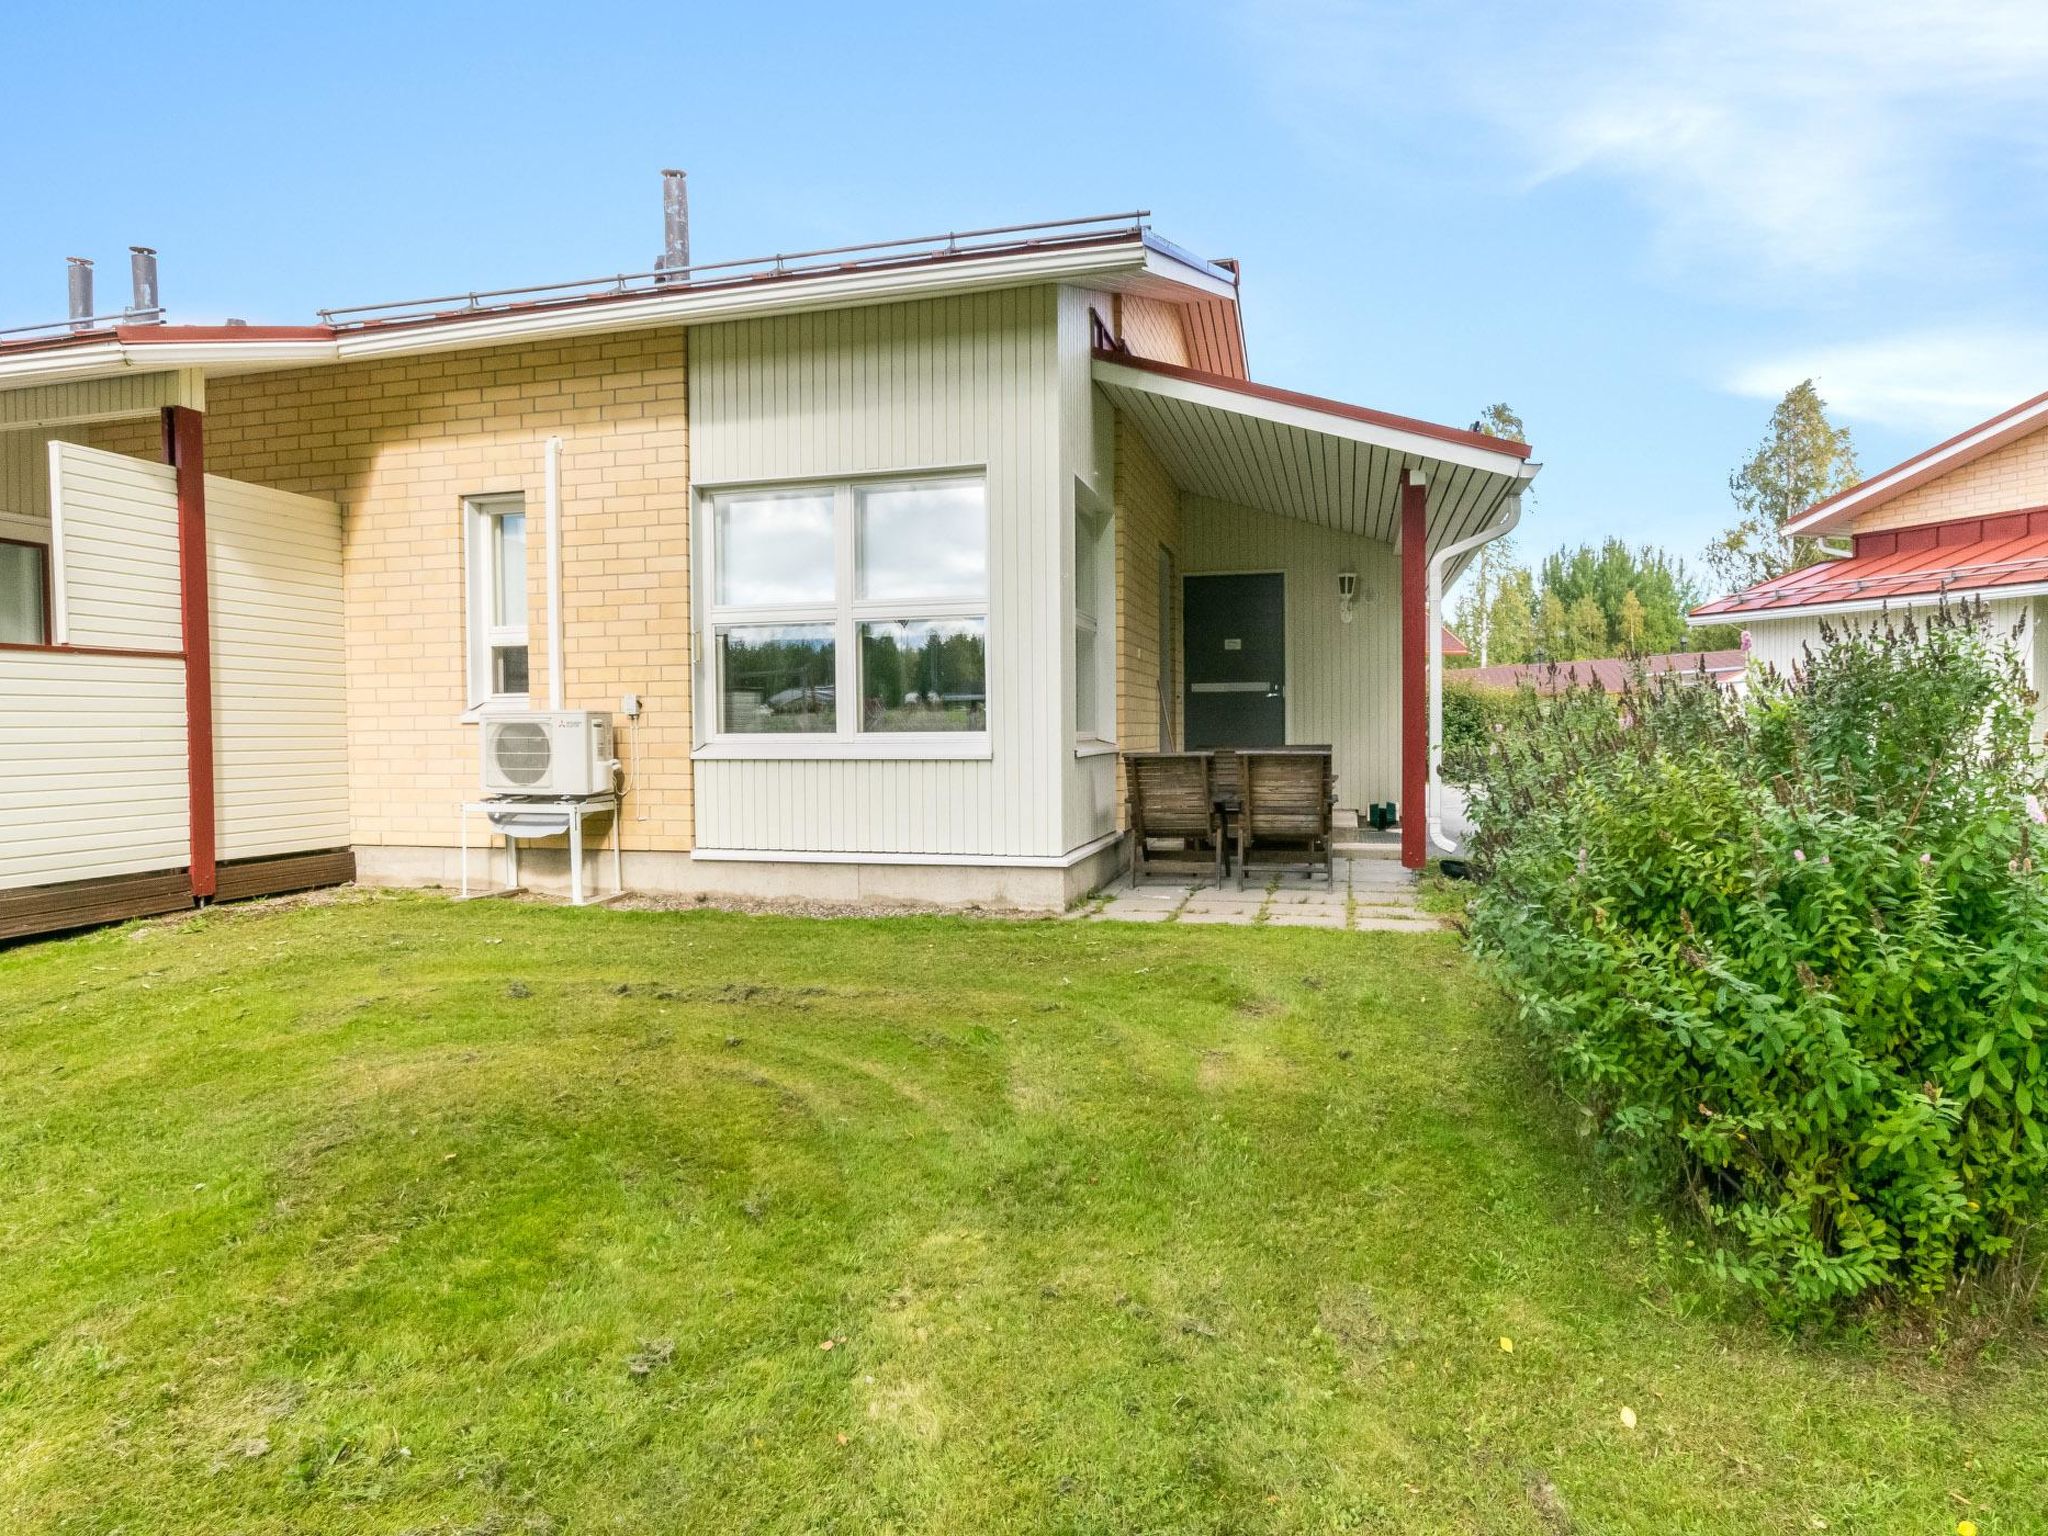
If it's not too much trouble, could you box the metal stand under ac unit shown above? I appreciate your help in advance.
[458,793,622,906]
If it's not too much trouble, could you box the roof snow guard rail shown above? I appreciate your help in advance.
[318,212,1156,331]
[0,305,165,341]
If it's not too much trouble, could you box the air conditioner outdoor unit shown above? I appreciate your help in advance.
[480,710,618,797]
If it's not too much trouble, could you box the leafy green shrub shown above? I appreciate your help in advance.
[1441,680,1520,771]
[1462,604,2048,1321]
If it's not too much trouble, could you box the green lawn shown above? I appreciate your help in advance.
[2,892,2039,1534]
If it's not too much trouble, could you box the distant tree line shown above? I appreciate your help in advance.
[1451,536,1738,666]
[1450,381,1860,667]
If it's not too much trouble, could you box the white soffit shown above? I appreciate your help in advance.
[1093,356,1536,552]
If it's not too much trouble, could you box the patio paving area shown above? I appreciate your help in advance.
[1081,847,1440,932]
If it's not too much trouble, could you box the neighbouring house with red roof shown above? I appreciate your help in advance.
[1693,390,2048,750]
[1461,648,1748,696]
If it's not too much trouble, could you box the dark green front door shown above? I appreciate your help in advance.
[1183,572,1285,748]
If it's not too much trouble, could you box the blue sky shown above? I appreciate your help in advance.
[4,0,2042,596]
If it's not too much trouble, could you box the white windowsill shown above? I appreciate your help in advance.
[460,698,533,724]
[1073,739,1119,759]
[694,734,993,762]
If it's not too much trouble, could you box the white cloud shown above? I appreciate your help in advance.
[1244,0,2048,282]
[1728,327,2048,433]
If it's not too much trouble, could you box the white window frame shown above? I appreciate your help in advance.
[1073,479,1116,752]
[695,470,992,761]
[463,493,530,713]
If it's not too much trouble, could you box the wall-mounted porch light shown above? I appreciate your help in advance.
[1338,569,1359,624]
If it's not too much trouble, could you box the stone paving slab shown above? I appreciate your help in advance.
[1091,904,1175,922]
[1084,850,1442,934]
[1264,908,1349,928]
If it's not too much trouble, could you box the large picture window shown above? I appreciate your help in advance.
[465,495,529,709]
[706,475,988,748]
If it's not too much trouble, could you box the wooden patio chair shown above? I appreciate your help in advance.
[1209,745,1330,865]
[1124,752,1225,887]
[1234,749,1336,889]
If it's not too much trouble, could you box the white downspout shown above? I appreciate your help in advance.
[544,435,565,712]
[1427,487,1525,853]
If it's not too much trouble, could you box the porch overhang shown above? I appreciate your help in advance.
[1091,351,1538,571]
[1096,351,1539,872]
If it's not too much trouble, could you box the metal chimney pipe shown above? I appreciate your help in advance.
[66,257,94,331]
[659,169,690,282]
[128,246,160,321]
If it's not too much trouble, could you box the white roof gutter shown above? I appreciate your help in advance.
[0,337,335,385]
[335,239,1161,360]
[0,235,1204,389]
[1428,484,1528,855]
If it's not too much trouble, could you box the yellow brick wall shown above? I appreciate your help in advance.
[1112,411,1183,823]
[1853,424,2048,534]
[87,332,692,852]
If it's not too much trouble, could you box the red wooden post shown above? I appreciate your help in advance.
[1399,470,1428,871]
[164,405,216,901]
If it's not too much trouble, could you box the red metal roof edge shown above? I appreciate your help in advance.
[1094,348,1535,460]
[0,321,337,357]
[124,324,334,343]
[1692,512,2048,617]
[1795,385,2048,525]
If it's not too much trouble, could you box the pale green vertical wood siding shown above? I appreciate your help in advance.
[1746,601,2044,757]
[0,427,74,543]
[2035,599,2048,753]
[0,370,195,431]
[688,288,1071,857]
[1181,495,1405,810]
[1060,286,1117,850]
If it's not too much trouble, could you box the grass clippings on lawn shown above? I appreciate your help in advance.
[0,889,2040,1533]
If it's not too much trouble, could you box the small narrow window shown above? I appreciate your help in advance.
[1156,545,1177,748]
[1074,489,1114,742]
[0,539,50,645]
[466,496,529,708]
